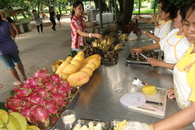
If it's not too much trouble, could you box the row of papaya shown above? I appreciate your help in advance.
[52,51,101,87]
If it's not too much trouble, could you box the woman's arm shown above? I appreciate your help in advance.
[9,28,16,38]
[153,101,195,130]
[10,22,19,36]
[77,29,103,39]
[147,58,175,70]
[135,15,154,24]
[145,31,160,43]
[131,43,160,55]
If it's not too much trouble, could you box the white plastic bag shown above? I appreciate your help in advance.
[128,32,137,41]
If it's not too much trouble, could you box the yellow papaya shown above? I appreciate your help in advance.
[67,71,90,87]
[71,59,81,69]
[58,73,69,80]
[80,67,93,76]
[55,61,70,74]
[65,56,73,62]
[62,64,77,75]
[87,58,101,69]
[82,54,101,64]
[84,62,96,71]
[77,51,85,56]
[72,54,84,63]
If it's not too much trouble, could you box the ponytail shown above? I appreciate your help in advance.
[71,0,84,19]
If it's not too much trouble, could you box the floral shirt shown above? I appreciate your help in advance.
[71,15,86,49]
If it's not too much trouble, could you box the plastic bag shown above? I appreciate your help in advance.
[128,32,137,41]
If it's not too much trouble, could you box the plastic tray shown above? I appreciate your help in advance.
[101,58,119,66]
[71,118,108,130]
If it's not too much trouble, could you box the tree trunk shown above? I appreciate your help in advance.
[118,0,123,13]
[120,0,134,29]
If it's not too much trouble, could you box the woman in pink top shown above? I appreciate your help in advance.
[70,1,103,51]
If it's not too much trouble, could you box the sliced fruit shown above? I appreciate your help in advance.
[6,115,21,130]
[0,118,5,128]
[9,112,27,130]
[0,109,8,124]
[27,125,40,130]
[142,85,157,95]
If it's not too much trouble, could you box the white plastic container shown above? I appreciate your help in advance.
[108,12,113,23]
[96,13,100,24]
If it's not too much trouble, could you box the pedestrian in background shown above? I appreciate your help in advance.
[49,7,56,31]
[0,15,27,85]
[56,12,61,27]
[32,10,43,33]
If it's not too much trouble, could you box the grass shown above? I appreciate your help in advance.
[133,9,155,14]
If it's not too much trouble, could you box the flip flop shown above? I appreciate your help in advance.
[13,81,22,86]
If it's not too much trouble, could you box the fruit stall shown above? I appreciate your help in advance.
[0,32,193,130]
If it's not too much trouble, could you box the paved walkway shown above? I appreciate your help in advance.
[0,16,73,102]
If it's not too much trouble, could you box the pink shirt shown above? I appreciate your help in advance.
[71,15,86,49]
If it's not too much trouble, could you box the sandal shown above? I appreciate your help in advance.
[13,81,22,86]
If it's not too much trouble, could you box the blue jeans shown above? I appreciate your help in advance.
[72,48,80,52]
[0,51,21,69]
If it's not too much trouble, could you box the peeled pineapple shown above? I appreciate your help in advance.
[141,85,157,95]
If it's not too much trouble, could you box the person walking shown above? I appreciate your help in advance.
[32,10,43,33]
[49,7,56,31]
[0,15,27,85]
[56,12,61,27]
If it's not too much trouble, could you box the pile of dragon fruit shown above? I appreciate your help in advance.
[5,68,71,127]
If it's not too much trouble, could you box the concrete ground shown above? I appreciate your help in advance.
[0,16,74,102]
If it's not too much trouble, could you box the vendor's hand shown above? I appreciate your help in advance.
[166,88,175,99]
[93,33,103,39]
[123,121,153,130]
[145,31,154,38]
[131,48,143,55]
[147,58,161,67]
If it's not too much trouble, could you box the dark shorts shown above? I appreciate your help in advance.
[0,51,21,69]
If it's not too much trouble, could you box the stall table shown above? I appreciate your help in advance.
[52,33,194,130]
[86,22,115,33]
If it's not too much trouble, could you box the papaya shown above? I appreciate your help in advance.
[71,59,81,69]
[84,62,96,71]
[55,61,70,74]
[80,67,93,76]
[67,71,90,87]
[87,58,101,69]
[77,51,85,56]
[72,54,84,63]
[62,64,77,75]
[82,54,101,65]
[65,56,73,62]
[58,73,69,80]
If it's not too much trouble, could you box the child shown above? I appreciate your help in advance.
[32,10,43,33]
[70,1,103,51]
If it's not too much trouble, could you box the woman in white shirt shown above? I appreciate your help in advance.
[131,5,189,70]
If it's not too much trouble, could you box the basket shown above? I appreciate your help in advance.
[85,21,97,26]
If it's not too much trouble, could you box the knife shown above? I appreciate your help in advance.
[139,53,148,60]
[146,100,163,106]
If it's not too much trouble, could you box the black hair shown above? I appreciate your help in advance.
[184,0,195,20]
[71,0,84,19]
[179,4,189,21]
[161,1,178,19]
[32,10,36,13]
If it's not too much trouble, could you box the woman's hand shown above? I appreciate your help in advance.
[147,58,161,66]
[93,33,103,39]
[145,31,154,38]
[166,88,175,99]
[131,47,144,55]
